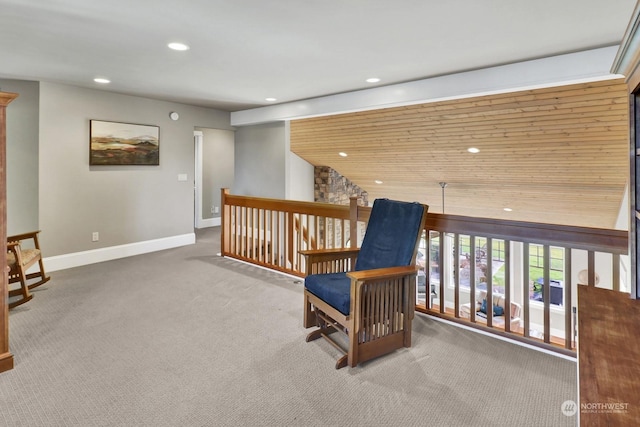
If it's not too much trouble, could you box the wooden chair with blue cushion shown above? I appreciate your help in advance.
[301,198,428,369]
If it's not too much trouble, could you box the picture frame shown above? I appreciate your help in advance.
[90,120,159,165]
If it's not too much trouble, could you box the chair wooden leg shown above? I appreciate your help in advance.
[306,326,335,342]
[25,273,50,290]
[403,316,412,348]
[8,276,33,309]
[25,259,50,290]
[303,293,316,328]
[347,321,358,368]
[335,355,348,369]
[8,293,33,309]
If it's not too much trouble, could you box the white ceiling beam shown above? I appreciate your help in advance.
[231,46,621,126]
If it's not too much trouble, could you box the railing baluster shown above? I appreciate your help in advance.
[486,238,493,328]
[565,247,573,350]
[588,250,596,286]
[613,253,620,292]
[278,210,283,267]
[438,231,445,314]
[543,244,551,343]
[246,207,252,259]
[504,240,512,333]
[470,235,476,324]
[523,243,530,338]
[453,233,460,318]
[287,211,293,270]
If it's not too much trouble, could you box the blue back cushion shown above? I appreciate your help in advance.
[305,199,425,316]
[355,199,424,271]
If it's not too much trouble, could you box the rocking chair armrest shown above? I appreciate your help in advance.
[7,242,21,260]
[6,242,23,270]
[7,230,42,246]
[347,265,419,282]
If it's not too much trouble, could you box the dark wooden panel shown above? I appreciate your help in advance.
[0,92,18,374]
[578,286,640,426]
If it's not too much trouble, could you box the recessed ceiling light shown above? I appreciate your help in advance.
[93,78,110,84]
[467,147,480,153]
[374,180,383,184]
[168,42,190,51]
[366,77,380,83]
[503,207,513,212]
[265,97,277,102]
[338,152,348,157]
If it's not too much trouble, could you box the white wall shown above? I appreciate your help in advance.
[285,122,314,201]
[1,79,40,235]
[286,151,314,202]
[38,82,232,258]
[234,122,287,199]
[197,127,235,222]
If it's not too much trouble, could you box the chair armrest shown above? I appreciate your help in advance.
[6,242,22,270]
[347,265,418,281]
[299,248,360,258]
[300,248,360,275]
[7,230,42,248]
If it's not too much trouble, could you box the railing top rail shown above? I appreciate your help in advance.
[224,194,351,218]
[425,213,628,254]
[222,191,628,254]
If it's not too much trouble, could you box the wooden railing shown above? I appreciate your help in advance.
[221,189,369,277]
[422,215,628,356]
[221,189,628,356]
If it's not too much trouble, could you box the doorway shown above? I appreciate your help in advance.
[193,128,235,229]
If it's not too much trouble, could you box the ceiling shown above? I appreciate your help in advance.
[0,0,637,112]
[291,79,629,229]
[0,0,637,230]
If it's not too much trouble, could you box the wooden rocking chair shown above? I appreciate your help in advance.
[301,198,428,369]
[7,230,50,309]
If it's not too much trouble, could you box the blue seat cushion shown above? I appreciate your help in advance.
[305,272,351,316]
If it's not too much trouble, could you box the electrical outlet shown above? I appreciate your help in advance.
[214,206,219,214]
[92,232,99,242]
[211,206,215,214]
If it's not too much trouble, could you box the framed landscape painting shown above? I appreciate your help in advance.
[90,120,159,165]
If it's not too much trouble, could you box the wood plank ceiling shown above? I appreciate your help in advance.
[290,79,629,229]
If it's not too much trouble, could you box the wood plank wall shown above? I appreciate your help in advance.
[290,79,629,229]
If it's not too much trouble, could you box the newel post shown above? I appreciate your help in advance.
[349,196,359,249]
[221,188,230,256]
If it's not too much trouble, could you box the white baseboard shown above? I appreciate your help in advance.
[196,217,220,228]
[426,315,577,361]
[43,233,196,272]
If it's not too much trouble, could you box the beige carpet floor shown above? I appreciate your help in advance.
[0,227,577,426]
